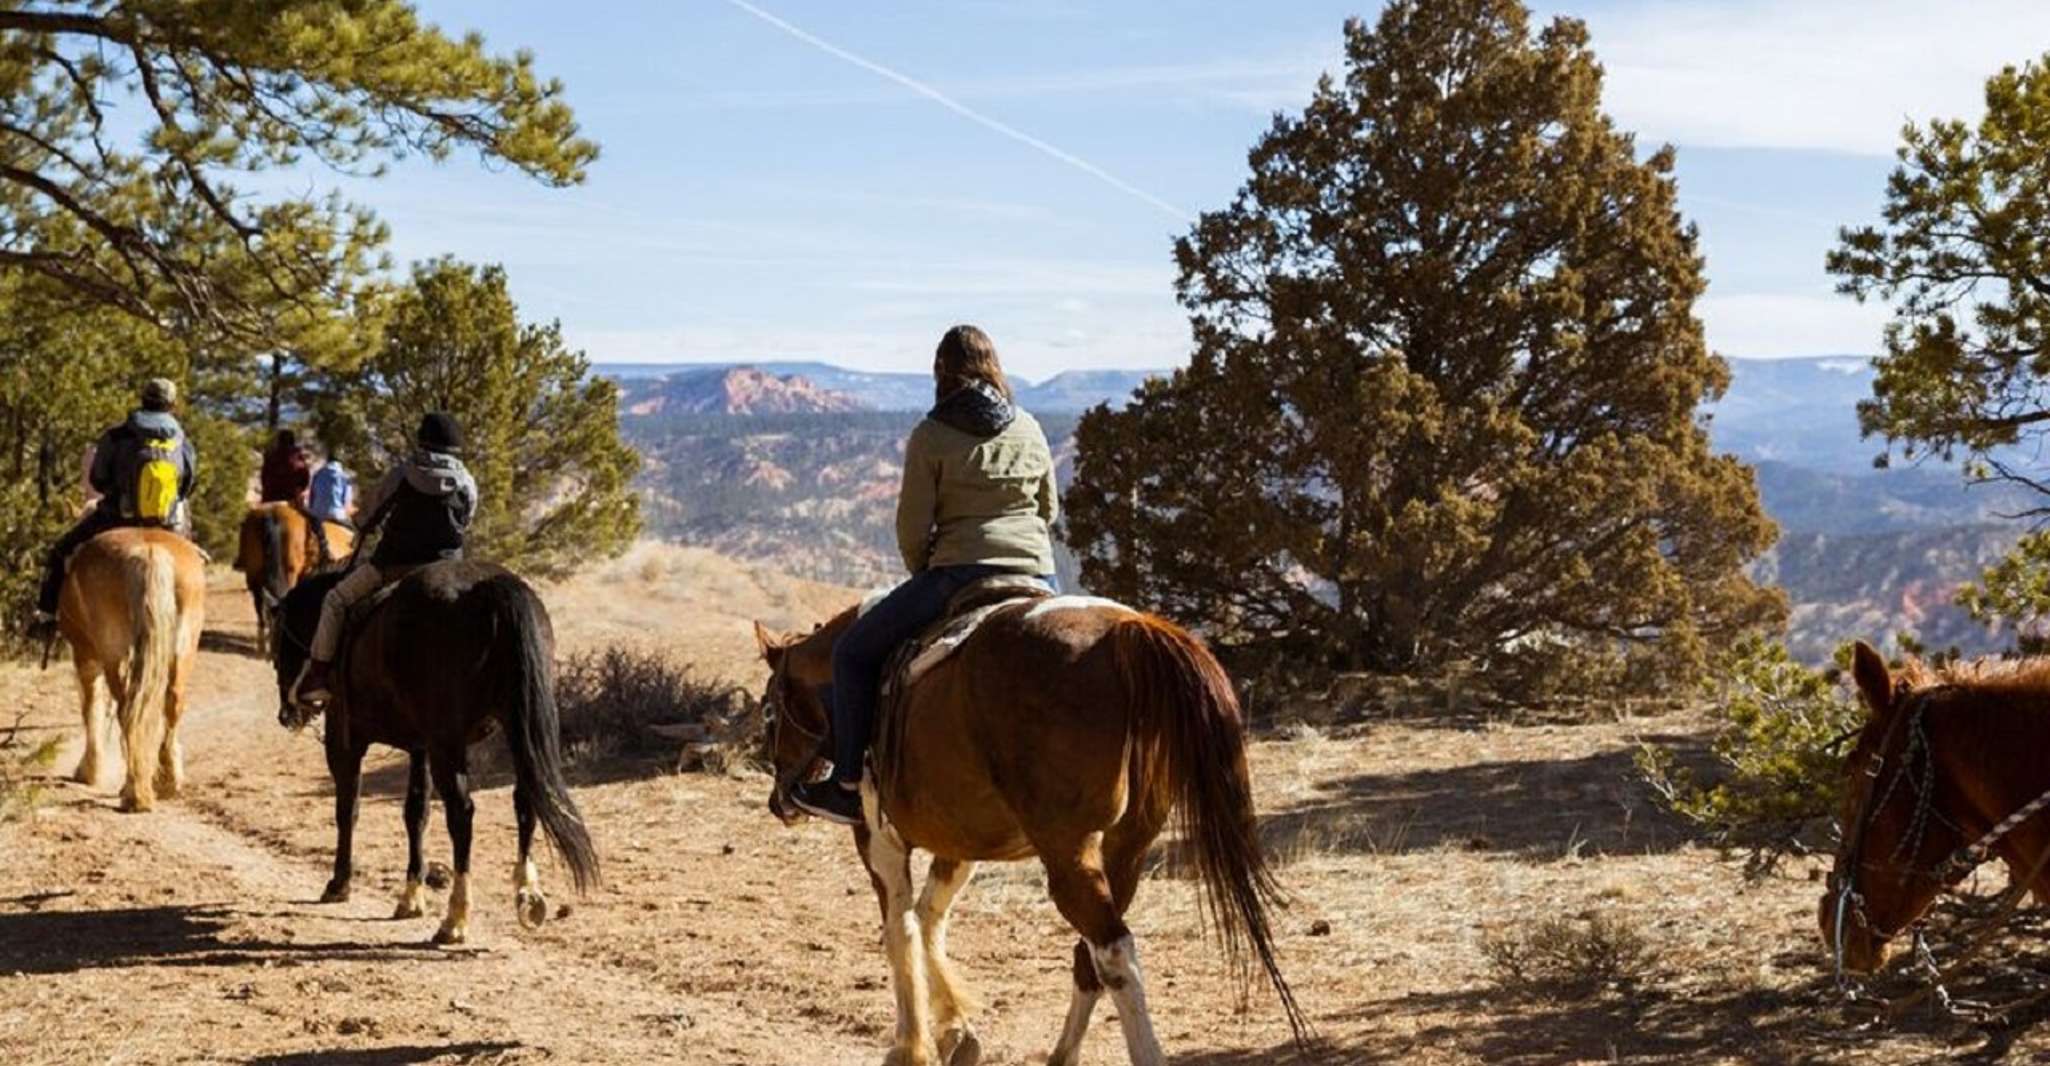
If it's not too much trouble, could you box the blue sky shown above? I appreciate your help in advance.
[298,1,2050,380]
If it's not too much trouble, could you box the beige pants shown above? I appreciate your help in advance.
[311,564,385,663]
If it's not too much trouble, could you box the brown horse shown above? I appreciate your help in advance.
[271,561,599,944]
[1821,642,2050,975]
[754,597,1305,1066]
[58,527,207,812]
[235,502,354,645]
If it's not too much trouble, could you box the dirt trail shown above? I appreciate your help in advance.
[3,549,2044,1065]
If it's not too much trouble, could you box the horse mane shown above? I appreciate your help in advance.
[1900,654,2050,701]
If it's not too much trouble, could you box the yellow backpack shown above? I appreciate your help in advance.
[135,434,181,522]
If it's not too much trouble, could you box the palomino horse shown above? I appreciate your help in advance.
[270,561,598,943]
[1822,642,2050,975]
[58,527,207,812]
[754,599,1306,1066]
[235,502,354,645]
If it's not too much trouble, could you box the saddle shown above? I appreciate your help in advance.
[869,575,1053,797]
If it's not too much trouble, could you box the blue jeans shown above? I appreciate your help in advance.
[829,566,1057,785]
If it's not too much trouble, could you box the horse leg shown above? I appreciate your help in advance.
[917,858,980,1066]
[321,731,367,903]
[855,818,937,1066]
[71,654,106,788]
[250,587,268,646]
[1043,833,1164,1066]
[431,750,475,945]
[154,653,190,799]
[393,752,430,919]
[513,778,549,930]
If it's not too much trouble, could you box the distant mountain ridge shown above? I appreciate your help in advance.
[605,354,2041,659]
[597,361,1159,414]
[618,366,868,416]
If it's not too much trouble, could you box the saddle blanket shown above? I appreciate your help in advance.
[893,592,1136,690]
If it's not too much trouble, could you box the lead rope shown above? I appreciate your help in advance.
[1879,831,2050,1022]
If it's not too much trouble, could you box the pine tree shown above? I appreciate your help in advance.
[1064,0,1784,689]
[326,259,639,577]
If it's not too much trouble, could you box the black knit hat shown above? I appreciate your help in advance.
[416,412,464,455]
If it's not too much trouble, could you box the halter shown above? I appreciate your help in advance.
[1831,689,2050,989]
[761,658,830,808]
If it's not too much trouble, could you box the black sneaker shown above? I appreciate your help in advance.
[789,780,863,826]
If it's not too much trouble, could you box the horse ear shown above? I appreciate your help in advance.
[753,620,787,665]
[1851,641,1892,718]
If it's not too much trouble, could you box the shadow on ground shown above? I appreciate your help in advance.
[0,903,453,975]
[244,1042,527,1066]
[202,628,269,659]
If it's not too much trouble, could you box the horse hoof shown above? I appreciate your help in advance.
[882,1045,936,1066]
[154,774,182,799]
[117,793,151,814]
[319,881,351,904]
[517,888,548,930]
[939,1030,980,1066]
[392,899,424,920]
[72,761,100,787]
[433,923,467,946]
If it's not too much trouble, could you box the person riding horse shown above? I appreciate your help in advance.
[259,429,313,506]
[34,378,198,637]
[293,412,476,707]
[788,324,1060,826]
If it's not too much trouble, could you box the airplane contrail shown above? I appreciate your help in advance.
[721,0,1194,223]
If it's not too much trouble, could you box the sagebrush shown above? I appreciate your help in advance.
[1481,912,1657,1000]
[0,715,59,823]
[553,647,751,771]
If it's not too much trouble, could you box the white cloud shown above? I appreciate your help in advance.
[1697,292,1892,358]
[1574,0,2050,154]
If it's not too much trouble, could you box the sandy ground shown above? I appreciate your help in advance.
[2,543,2047,1065]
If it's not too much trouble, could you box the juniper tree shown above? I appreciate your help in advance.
[1064,0,1783,688]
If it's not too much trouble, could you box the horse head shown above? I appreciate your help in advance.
[752,619,835,825]
[271,573,337,731]
[1820,642,1957,975]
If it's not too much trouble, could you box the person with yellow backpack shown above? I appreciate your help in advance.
[33,378,199,634]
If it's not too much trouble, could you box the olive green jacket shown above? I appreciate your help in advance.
[896,410,1059,575]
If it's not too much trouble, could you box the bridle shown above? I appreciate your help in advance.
[761,658,829,812]
[1831,688,2050,992]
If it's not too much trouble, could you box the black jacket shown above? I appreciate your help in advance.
[364,450,478,566]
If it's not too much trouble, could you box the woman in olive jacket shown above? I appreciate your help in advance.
[790,325,1059,825]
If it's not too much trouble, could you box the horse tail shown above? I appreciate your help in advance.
[260,509,289,605]
[1112,615,1309,1042]
[484,576,600,894]
[120,544,179,791]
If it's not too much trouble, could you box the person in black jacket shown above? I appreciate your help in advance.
[34,378,198,631]
[294,412,477,707]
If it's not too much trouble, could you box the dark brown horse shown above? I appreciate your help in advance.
[1822,642,2050,975]
[235,502,355,645]
[755,597,1305,1066]
[271,561,598,943]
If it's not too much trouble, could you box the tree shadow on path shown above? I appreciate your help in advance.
[0,902,454,975]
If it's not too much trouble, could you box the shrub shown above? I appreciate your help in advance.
[1637,637,1861,873]
[0,714,58,822]
[1482,912,1657,1000]
[552,647,753,772]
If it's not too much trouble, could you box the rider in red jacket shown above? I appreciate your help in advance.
[259,429,312,505]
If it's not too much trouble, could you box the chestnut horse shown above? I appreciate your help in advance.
[235,502,354,645]
[270,561,598,943]
[755,597,1305,1066]
[1822,642,2050,975]
[59,527,207,812]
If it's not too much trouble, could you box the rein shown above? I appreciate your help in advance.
[1832,691,2050,1014]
